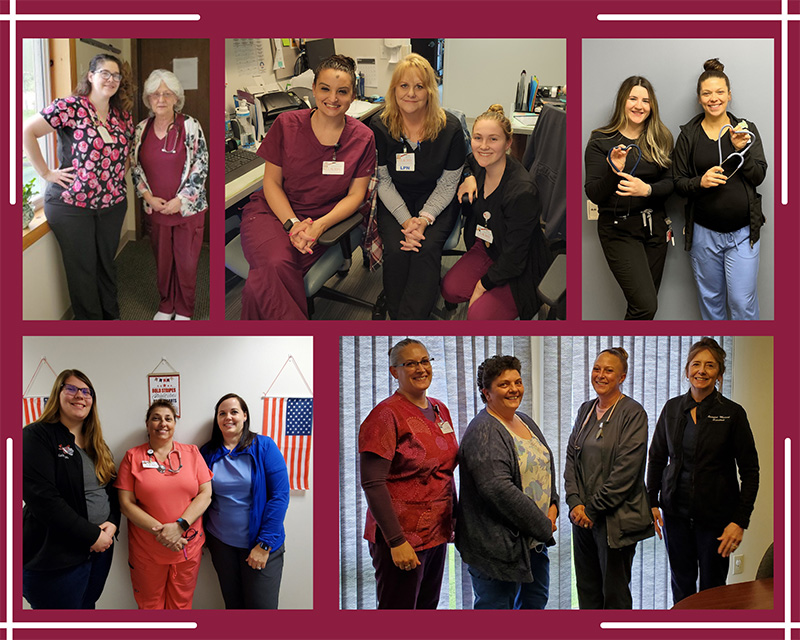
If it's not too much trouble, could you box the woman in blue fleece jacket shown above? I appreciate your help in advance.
[201,393,290,609]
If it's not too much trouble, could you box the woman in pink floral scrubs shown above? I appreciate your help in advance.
[23,53,134,320]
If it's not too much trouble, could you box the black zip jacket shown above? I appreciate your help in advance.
[646,390,759,529]
[672,111,767,250]
[23,421,120,571]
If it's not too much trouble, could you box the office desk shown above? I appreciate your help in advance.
[510,111,537,161]
[670,578,773,610]
[224,101,385,209]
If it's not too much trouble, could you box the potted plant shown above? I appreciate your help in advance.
[23,178,38,229]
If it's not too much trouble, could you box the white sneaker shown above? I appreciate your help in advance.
[174,314,191,321]
[153,311,175,320]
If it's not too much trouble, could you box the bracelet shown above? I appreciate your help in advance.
[176,518,189,532]
[419,211,435,226]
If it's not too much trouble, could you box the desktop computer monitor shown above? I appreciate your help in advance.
[305,38,336,74]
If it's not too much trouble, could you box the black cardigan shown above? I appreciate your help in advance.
[23,421,120,570]
[469,154,552,319]
[647,390,759,530]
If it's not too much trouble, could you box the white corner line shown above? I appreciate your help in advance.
[0,14,201,21]
[6,437,13,640]
[784,438,791,640]
[597,13,800,21]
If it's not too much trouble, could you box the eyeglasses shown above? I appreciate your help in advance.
[61,383,94,398]
[151,91,177,101]
[94,69,122,83]
[397,358,435,370]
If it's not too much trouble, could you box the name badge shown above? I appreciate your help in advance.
[142,460,160,469]
[438,420,454,434]
[475,224,494,244]
[323,161,345,175]
[98,125,114,144]
[396,153,415,172]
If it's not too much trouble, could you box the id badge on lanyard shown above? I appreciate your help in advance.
[432,403,454,433]
[98,125,114,144]
[396,152,415,172]
[323,161,345,175]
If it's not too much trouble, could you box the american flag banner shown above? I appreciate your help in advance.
[23,396,49,426]
[262,397,313,490]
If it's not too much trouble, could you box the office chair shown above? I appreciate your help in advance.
[224,187,375,319]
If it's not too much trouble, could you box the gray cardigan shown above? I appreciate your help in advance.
[564,395,654,549]
[455,409,558,583]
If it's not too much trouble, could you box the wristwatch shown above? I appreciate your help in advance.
[283,217,300,233]
[258,542,271,551]
[176,518,190,532]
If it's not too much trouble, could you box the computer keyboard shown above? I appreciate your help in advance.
[224,148,265,183]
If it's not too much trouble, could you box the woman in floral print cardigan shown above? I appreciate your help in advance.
[132,69,209,321]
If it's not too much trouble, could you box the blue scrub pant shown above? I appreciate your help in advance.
[689,223,760,320]
[468,545,549,609]
[23,546,113,609]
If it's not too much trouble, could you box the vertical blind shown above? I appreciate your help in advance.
[340,335,733,609]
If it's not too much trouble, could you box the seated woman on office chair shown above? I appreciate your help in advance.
[372,53,466,320]
[441,105,550,320]
[238,54,375,320]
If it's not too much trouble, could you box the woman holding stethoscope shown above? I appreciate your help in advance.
[584,76,674,320]
[132,69,208,321]
[116,400,212,609]
[238,54,375,319]
[673,58,767,320]
[22,53,134,320]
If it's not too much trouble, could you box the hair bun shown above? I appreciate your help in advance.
[703,58,724,72]
[613,346,629,360]
[488,104,505,115]
[333,54,356,71]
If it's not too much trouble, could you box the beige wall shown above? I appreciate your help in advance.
[728,336,774,582]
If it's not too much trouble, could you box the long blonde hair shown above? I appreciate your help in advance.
[594,76,673,169]
[380,53,446,142]
[37,369,116,485]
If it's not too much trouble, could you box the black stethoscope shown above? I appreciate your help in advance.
[146,448,183,474]
[572,393,624,452]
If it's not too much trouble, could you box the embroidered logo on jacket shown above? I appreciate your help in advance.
[707,415,730,422]
[57,444,75,458]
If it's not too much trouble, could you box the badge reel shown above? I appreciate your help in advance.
[433,404,454,434]
[322,143,345,175]
[97,125,114,144]
[475,211,494,244]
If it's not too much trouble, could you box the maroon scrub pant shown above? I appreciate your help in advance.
[239,206,328,320]
[150,211,205,318]
[441,241,517,320]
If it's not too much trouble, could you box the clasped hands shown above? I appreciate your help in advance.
[289,218,325,255]
[151,521,189,552]
[144,193,182,215]
[569,504,594,530]
[89,521,116,553]
[400,217,429,252]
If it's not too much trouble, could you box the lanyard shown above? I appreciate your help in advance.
[574,393,623,449]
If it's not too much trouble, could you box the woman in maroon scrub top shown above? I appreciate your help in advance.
[358,339,458,609]
[238,55,375,320]
[132,69,208,321]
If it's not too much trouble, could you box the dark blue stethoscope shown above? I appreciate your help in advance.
[717,123,756,178]
[607,143,641,177]
[146,448,183,474]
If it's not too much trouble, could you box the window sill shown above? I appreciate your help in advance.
[23,208,50,251]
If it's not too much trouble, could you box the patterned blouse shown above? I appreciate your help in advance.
[40,95,133,209]
[505,421,552,546]
[132,113,209,216]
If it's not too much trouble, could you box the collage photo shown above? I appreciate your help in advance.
[5,3,798,639]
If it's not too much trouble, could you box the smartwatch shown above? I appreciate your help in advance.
[176,518,190,532]
[283,217,300,233]
[258,542,271,551]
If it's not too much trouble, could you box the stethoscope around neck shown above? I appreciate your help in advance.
[160,121,179,154]
[146,447,183,474]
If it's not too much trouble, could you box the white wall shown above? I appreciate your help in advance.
[443,39,566,119]
[22,336,314,609]
[581,39,775,320]
[728,336,774,583]
[335,38,410,96]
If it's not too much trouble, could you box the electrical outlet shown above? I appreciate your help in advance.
[733,553,744,575]
[587,200,599,221]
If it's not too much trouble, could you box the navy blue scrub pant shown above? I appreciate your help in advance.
[663,512,730,604]
[23,545,113,609]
